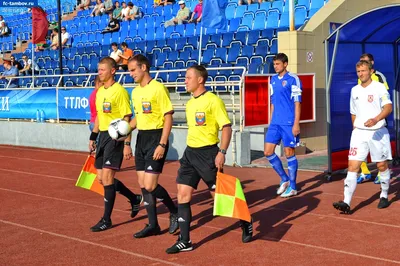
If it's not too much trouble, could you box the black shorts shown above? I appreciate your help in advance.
[135,129,169,173]
[176,145,218,190]
[95,131,124,170]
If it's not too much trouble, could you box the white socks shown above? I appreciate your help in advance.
[379,169,390,199]
[343,172,358,206]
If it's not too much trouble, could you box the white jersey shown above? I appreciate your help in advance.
[350,80,391,130]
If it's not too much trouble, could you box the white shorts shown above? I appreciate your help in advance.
[348,127,392,162]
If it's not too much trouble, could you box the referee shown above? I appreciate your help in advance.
[127,54,178,238]
[89,57,142,232]
[166,65,253,254]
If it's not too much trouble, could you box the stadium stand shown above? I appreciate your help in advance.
[0,0,329,89]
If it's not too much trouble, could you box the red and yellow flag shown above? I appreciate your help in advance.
[213,172,251,222]
[75,155,104,196]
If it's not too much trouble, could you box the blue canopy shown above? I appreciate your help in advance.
[327,4,400,43]
[325,4,400,173]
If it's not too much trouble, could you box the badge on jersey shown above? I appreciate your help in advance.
[368,95,374,103]
[142,101,152,113]
[103,102,112,113]
[282,80,287,87]
[195,112,206,126]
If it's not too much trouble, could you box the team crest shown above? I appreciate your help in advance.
[195,112,206,126]
[368,95,374,103]
[103,102,111,113]
[282,80,287,87]
[142,101,152,113]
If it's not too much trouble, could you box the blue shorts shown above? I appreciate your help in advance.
[265,124,300,148]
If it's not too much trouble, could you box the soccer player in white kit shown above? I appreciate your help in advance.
[333,60,393,214]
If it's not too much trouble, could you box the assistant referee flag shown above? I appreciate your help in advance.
[75,155,104,196]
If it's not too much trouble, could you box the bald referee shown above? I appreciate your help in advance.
[89,57,142,232]
[166,65,253,254]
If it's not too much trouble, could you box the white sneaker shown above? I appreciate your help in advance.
[277,181,289,195]
[281,187,298,198]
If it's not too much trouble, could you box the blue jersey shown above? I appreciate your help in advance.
[270,72,302,125]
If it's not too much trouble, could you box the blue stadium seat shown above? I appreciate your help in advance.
[235,5,247,18]
[297,0,310,10]
[215,47,228,63]
[279,13,289,30]
[227,46,240,63]
[269,38,278,54]
[235,31,247,45]
[266,10,280,29]
[271,0,284,13]
[295,7,307,28]
[225,5,236,20]
[228,18,240,32]
[185,23,195,37]
[259,1,271,12]
[202,49,214,64]
[253,11,267,30]
[221,32,234,47]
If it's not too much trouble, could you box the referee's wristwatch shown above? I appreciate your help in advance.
[124,141,131,146]
[219,148,227,155]
[159,143,166,149]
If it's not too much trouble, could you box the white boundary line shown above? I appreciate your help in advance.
[0,145,87,156]
[1,188,400,264]
[0,219,183,266]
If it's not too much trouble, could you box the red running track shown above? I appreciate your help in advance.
[0,145,400,266]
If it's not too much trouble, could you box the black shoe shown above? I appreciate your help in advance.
[378,197,390,209]
[130,195,143,218]
[169,213,179,234]
[90,218,112,232]
[166,238,193,254]
[333,201,351,214]
[133,224,161,238]
[240,219,253,243]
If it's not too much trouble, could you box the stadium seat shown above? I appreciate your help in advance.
[266,10,280,29]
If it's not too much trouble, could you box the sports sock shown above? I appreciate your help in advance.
[287,155,298,190]
[178,202,192,242]
[360,161,371,175]
[103,184,116,222]
[152,184,177,214]
[143,188,158,227]
[114,178,137,202]
[266,153,289,182]
[379,169,390,199]
[343,172,358,206]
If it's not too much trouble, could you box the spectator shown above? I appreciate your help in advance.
[113,1,123,20]
[0,21,9,36]
[49,28,59,50]
[119,42,133,71]
[78,0,91,10]
[103,0,114,14]
[109,42,122,64]
[10,55,23,71]
[102,13,120,33]
[91,0,104,17]
[188,0,202,24]
[0,59,19,88]
[125,2,139,21]
[19,55,39,76]
[155,0,175,7]
[60,26,72,48]
[120,2,129,20]
[0,16,4,30]
[164,0,189,27]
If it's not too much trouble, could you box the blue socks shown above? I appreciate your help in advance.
[266,153,289,183]
[287,155,298,190]
[266,153,298,190]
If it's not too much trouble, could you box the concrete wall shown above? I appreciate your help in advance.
[277,0,399,152]
[0,121,251,166]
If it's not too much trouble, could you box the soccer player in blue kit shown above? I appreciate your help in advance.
[264,53,302,198]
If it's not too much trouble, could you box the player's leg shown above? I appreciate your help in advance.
[280,125,299,198]
[114,178,142,218]
[333,129,368,214]
[264,124,290,194]
[369,127,392,208]
[166,148,199,254]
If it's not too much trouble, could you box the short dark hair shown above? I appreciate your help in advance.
[99,56,118,71]
[356,60,373,70]
[360,53,374,61]
[129,54,150,72]
[188,65,208,84]
[121,42,128,48]
[111,42,118,47]
[127,2,133,6]
[53,28,58,33]
[273,53,288,64]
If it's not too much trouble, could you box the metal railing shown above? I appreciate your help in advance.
[0,66,246,127]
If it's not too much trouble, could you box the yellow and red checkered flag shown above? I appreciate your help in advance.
[213,172,251,222]
[75,155,104,196]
